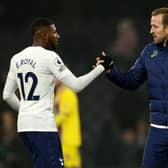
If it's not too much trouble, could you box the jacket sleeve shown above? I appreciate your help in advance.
[106,48,147,90]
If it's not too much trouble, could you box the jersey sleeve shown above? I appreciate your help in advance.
[3,58,20,111]
[48,52,104,93]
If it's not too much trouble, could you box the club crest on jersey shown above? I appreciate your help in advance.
[150,50,158,58]
[54,58,65,72]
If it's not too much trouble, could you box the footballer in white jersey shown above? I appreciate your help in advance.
[2,18,112,168]
[8,46,72,132]
[4,45,106,132]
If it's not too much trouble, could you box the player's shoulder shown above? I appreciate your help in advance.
[42,48,60,58]
[11,47,31,59]
[10,48,26,63]
[140,43,155,57]
[143,43,160,53]
[12,46,60,61]
[39,48,62,64]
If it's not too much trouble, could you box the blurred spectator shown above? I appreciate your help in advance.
[118,128,139,168]
[54,80,82,168]
[108,18,139,70]
[112,19,139,57]
[106,18,147,132]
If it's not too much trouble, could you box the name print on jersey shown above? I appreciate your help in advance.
[16,58,36,69]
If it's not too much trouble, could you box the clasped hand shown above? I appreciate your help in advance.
[94,51,113,71]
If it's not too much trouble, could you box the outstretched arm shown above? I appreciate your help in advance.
[61,65,104,92]
[98,51,147,90]
[49,53,113,93]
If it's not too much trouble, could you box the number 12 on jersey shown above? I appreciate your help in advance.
[17,72,40,101]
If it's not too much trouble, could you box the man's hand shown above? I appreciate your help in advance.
[96,51,114,71]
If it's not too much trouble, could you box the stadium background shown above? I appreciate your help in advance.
[0,1,167,168]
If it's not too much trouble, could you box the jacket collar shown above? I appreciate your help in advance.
[156,40,168,50]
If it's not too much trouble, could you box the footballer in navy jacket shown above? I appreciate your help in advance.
[101,7,168,168]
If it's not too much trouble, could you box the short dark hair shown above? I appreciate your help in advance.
[31,17,55,36]
[151,7,168,26]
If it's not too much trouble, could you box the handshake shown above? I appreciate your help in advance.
[95,51,114,71]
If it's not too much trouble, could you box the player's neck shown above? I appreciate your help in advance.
[32,41,47,49]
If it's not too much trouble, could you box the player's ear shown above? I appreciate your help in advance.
[41,31,49,41]
[34,31,48,42]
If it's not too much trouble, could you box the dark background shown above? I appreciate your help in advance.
[0,1,167,168]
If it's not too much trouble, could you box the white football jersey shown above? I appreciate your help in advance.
[4,46,104,132]
[8,46,70,132]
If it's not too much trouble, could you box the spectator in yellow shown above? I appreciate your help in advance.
[54,80,82,168]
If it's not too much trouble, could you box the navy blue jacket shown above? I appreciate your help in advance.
[106,42,168,125]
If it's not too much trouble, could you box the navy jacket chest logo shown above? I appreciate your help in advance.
[150,50,158,58]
